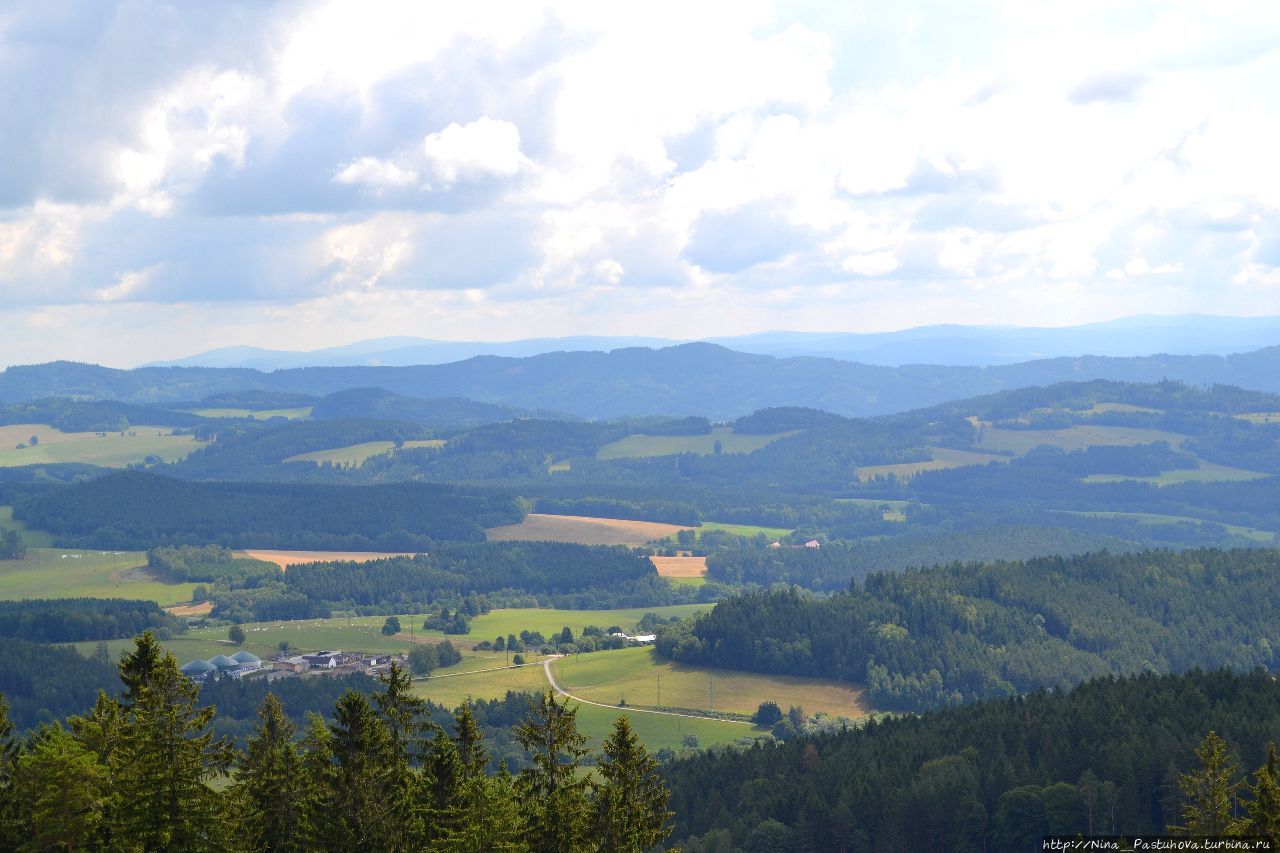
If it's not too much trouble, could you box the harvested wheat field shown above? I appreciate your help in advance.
[650,556,707,578]
[165,601,214,617]
[237,550,420,571]
[486,514,691,547]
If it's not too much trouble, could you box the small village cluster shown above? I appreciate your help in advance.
[180,649,403,682]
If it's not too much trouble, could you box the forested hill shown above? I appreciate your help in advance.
[664,668,1280,850]
[657,547,1280,712]
[9,471,524,549]
[5,343,1280,417]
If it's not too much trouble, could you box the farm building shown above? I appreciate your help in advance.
[302,650,341,669]
[274,656,311,674]
[180,659,217,681]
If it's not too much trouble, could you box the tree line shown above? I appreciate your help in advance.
[663,667,1280,851]
[659,547,1280,711]
[0,633,673,852]
[0,598,182,644]
[12,471,524,549]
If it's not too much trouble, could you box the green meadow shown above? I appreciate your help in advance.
[0,426,205,467]
[1083,463,1267,487]
[285,439,444,466]
[550,646,869,719]
[0,547,196,604]
[1063,511,1276,543]
[186,407,312,420]
[695,521,793,539]
[596,427,795,460]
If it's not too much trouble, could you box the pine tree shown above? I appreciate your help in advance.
[0,695,21,851]
[515,691,592,853]
[111,637,234,851]
[1241,743,1280,845]
[373,661,434,763]
[317,690,411,851]
[118,630,164,707]
[1170,730,1245,836]
[592,715,673,853]
[236,693,309,852]
[11,724,107,852]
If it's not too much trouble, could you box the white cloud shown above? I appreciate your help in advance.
[422,118,529,185]
[2,0,1280,366]
[333,157,419,190]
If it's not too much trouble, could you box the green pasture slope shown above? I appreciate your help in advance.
[285,439,444,466]
[550,646,869,719]
[0,428,205,467]
[73,605,709,664]
[186,407,312,420]
[596,426,795,460]
[1062,511,1277,543]
[0,549,196,605]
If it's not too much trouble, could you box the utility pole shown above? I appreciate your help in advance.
[709,677,714,714]
[657,672,661,707]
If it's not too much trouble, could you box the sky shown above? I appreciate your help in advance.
[1,0,1278,368]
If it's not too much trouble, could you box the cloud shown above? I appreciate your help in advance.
[421,117,529,185]
[1,1,1279,367]
[1068,72,1149,105]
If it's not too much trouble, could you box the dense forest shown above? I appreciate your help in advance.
[0,635,673,852]
[208,542,709,621]
[664,668,1280,850]
[0,598,182,643]
[659,547,1280,711]
[10,471,524,548]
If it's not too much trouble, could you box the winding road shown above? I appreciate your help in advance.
[541,657,751,724]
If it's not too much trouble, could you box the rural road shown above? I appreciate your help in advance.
[541,658,751,725]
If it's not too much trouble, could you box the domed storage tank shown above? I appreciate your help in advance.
[180,659,216,677]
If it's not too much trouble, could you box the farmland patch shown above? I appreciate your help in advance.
[284,439,444,466]
[596,426,796,460]
[486,514,691,546]
[650,556,707,578]
[0,424,206,467]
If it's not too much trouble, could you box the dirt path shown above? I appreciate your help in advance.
[541,658,750,725]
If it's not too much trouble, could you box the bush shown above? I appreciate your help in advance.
[228,624,245,645]
[381,616,401,636]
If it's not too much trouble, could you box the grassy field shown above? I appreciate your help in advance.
[551,646,869,719]
[74,605,710,663]
[486,513,691,546]
[596,427,795,460]
[0,506,54,547]
[466,605,708,641]
[974,423,1189,455]
[650,556,706,578]
[1082,462,1267,486]
[284,439,444,466]
[0,424,206,467]
[835,498,911,521]
[0,547,196,603]
[857,447,1007,481]
[696,521,793,539]
[1083,403,1164,415]
[412,658,756,753]
[186,407,312,420]
[236,549,420,570]
[1062,511,1277,543]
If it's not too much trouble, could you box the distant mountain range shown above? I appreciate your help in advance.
[8,342,1280,419]
[144,315,1280,369]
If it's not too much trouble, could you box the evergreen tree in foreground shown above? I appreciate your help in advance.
[0,635,677,851]
[593,715,674,853]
